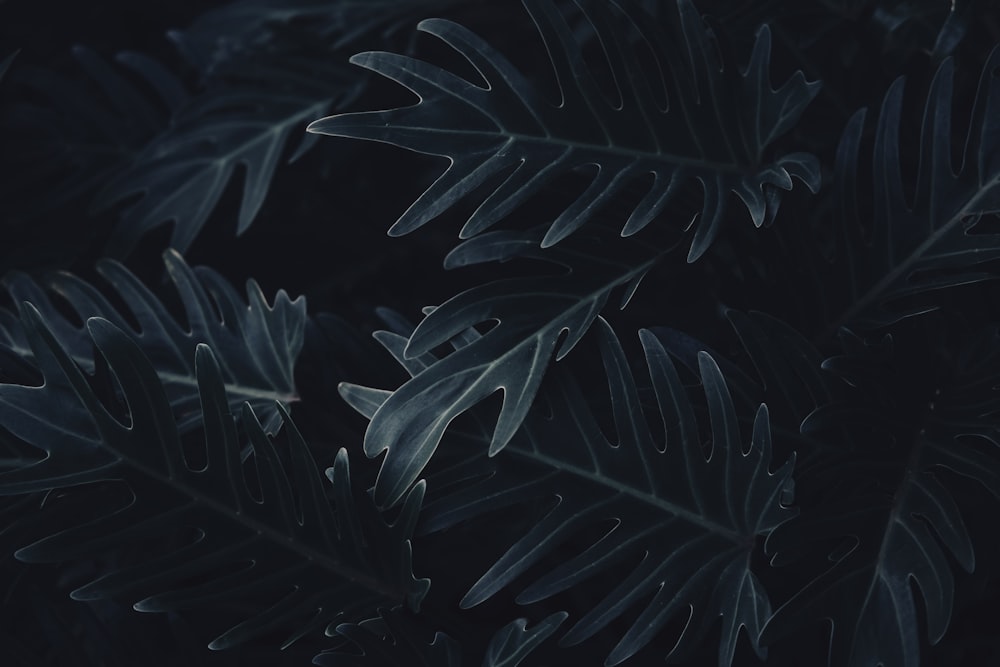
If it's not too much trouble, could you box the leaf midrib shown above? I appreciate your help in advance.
[165,99,329,160]
[328,121,755,175]
[5,342,298,404]
[504,443,746,544]
[827,171,1000,338]
[158,370,298,402]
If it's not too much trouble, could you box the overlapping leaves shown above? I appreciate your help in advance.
[659,307,1000,666]
[344,318,796,666]
[0,309,428,649]
[2,38,366,258]
[308,0,820,261]
[760,322,1000,667]
[345,225,664,508]
[0,249,304,435]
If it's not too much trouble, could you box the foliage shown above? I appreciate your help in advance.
[2,0,999,666]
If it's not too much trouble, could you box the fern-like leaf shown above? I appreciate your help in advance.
[97,57,361,255]
[344,225,663,508]
[308,0,820,261]
[761,323,1000,667]
[345,318,796,665]
[0,249,304,434]
[0,309,428,648]
[823,45,1000,333]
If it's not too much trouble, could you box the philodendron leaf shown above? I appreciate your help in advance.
[822,46,1000,334]
[0,249,304,434]
[761,323,1000,667]
[347,318,797,665]
[342,226,663,508]
[98,57,361,255]
[0,308,428,648]
[309,0,820,261]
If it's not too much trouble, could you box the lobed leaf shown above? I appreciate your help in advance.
[350,317,797,666]
[762,323,1000,667]
[0,310,428,648]
[308,0,820,261]
[822,46,1000,334]
[0,249,304,435]
[97,58,361,255]
[342,226,664,508]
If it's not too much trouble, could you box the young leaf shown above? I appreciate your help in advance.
[344,226,664,508]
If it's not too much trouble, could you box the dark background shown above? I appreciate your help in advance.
[1,1,999,666]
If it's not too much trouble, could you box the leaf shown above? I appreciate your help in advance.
[0,309,429,648]
[0,249,305,436]
[341,225,664,508]
[822,46,1000,334]
[315,609,566,666]
[351,318,796,666]
[97,57,362,256]
[761,323,1000,667]
[308,0,820,261]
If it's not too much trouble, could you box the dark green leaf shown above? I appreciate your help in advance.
[352,318,796,666]
[308,0,820,261]
[0,310,428,648]
[98,58,361,255]
[1,249,304,434]
[762,323,1000,667]
[823,46,1000,333]
[343,226,664,508]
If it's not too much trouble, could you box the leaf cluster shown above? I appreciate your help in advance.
[1,1,1000,666]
